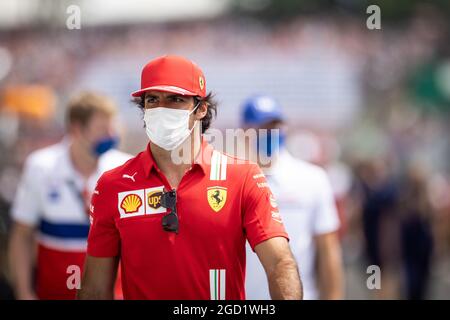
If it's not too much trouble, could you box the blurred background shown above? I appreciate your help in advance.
[0,0,449,299]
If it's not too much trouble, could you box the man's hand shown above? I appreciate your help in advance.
[254,237,302,300]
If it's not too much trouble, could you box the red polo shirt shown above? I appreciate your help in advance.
[87,140,288,300]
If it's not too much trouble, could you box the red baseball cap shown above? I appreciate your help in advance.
[131,55,206,98]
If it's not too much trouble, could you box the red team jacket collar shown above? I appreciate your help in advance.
[142,138,214,178]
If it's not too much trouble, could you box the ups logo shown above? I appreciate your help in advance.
[147,191,162,209]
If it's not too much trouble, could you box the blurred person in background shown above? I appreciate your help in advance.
[351,157,436,300]
[0,196,14,299]
[351,157,402,299]
[241,95,344,300]
[8,92,131,299]
[399,162,434,300]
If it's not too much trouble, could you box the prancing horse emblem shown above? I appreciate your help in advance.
[207,186,227,212]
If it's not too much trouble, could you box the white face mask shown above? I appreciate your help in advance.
[144,104,199,151]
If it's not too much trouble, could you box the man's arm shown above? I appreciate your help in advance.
[315,231,344,299]
[254,237,303,300]
[8,222,37,300]
[77,255,119,300]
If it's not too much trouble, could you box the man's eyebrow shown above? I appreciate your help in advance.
[167,94,186,99]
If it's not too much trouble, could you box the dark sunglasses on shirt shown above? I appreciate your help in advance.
[160,189,179,234]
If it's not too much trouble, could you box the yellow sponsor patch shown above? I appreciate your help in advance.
[118,189,146,218]
[120,193,143,214]
[207,186,227,212]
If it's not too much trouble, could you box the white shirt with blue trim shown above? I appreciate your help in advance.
[11,138,131,251]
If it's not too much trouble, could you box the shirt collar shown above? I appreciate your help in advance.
[59,138,84,184]
[142,137,214,178]
[194,138,214,173]
[142,143,156,178]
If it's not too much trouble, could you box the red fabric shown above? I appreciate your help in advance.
[36,245,85,300]
[114,264,123,300]
[36,245,123,300]
[131,55,206,97]
[87,141,288,299]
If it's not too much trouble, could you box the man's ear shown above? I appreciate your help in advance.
[195,101,208,120]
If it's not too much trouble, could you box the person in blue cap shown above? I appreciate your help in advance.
[241,94,287,159]
[241,94,345,300]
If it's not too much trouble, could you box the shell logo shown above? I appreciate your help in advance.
[120,193,142,214]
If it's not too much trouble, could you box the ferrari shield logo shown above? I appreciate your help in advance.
[199,76,205,90]
[207,186,227,212]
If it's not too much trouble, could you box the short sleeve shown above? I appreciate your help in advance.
[313,170,340,235]
[87,174,120,257]
[242,164,289,251]
[11,157,42,226]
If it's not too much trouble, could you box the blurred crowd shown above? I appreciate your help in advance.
[0,9,449,299]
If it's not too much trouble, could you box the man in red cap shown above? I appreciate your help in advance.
[78,55,302,300]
